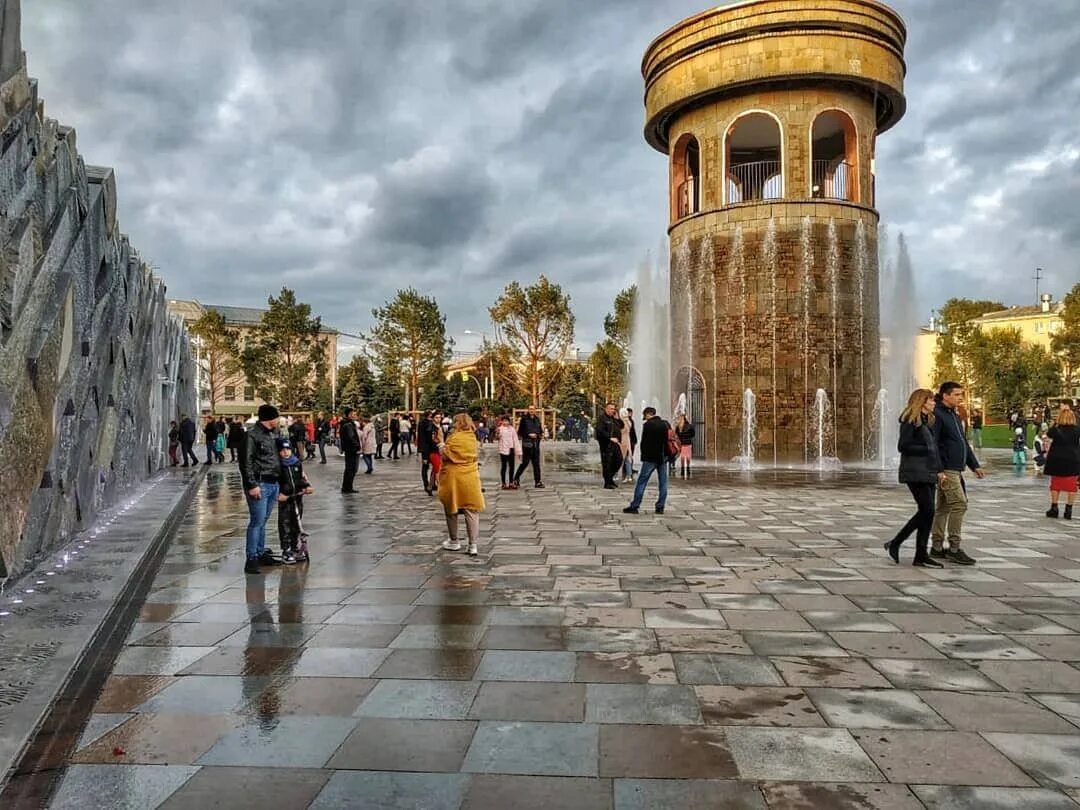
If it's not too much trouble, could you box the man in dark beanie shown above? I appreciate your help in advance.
[339,407,361,493]
[239,403,284,574]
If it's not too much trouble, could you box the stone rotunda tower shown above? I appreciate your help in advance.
[642,0,907,463]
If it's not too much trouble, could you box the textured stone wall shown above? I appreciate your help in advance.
[0,0,195,578]
[670,202,880,463]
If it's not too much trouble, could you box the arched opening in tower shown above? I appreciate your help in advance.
[725,113,783,204]
[811,110,858,202]
[671,133,700,220]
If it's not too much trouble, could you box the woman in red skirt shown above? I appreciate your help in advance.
[1045,405,1079,520]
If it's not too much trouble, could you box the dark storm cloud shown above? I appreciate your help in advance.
[20,0,1080,352]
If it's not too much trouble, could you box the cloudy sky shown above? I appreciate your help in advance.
[22,0,1080,357]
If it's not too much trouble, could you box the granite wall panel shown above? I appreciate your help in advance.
[0,1,195,578]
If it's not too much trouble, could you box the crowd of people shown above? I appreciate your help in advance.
[179,385,1077,577]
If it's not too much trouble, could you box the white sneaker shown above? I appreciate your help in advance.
[468,544,478,556]
[441,539,462,551]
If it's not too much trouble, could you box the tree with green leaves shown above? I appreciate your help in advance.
[240,287,329,411]
[604,286,636,356]
[1051,282,1080,397]
[971,328,1063,418]
[368,289,450,412]
[336,354,376,412]
[588,339,625,406]
[932,298,1005,395]
[188,309,240,413]
[489,276,575,407]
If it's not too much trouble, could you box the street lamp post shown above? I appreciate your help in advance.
[463,329,496,400]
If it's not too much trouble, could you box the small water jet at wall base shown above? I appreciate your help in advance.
[807,388,841,469]
[733,388,758,469]
[866,388,891,468]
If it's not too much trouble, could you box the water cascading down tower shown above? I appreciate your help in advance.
[642,0,907,463]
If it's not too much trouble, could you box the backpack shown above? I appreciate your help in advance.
[665,425,681,461]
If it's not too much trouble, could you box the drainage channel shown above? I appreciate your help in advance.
[0,472,203,808]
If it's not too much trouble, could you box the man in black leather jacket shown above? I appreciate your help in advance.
[595,403,623,489]
[239,404,284,573]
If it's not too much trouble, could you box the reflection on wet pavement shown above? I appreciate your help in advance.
[31,443,1080,808]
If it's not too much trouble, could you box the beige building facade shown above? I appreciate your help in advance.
[167,300,338,416]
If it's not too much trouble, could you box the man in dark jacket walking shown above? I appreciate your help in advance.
[339,408,361,493]
[595,403,622,489]
[623,407,670,515]
[316,411,332,464]
[203,416,219,465]
[178,414,198,466]
[388,414,401,459]
[239,404,284,574]
[930,382,985,565]
[513,406,545,488]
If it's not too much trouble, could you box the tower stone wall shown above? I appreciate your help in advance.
[643,0,906,463]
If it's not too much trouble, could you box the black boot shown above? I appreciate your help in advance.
[883,540,900,564]
[1065,505,1074,520]
[1047,504,1059,518]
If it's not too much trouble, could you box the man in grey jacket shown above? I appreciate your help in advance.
[239,403,284,574]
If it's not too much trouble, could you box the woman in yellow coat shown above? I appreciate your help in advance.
[438,413,486,556]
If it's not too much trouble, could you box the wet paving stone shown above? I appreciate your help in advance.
[93,675,176,712]
[695,686,826,727]
[869,658,1004,691]
[743,631,849,657]
[852,730,1037,786]
[920,633,1043,660]
[248,676,376,717]
[197,716,359,767]
[328,717,477,772]
[912,785,1080,809]
[305,623,403,648]
[614,777,766,809]
[158,766,332,810]
[468,682,586,722]
[389,624,487,649]
[291,646,390,677]
[761,782,923,809]
[176,645,298,677]
[585,684,703,725]
[977,661,1080,692]
[374,648,484,680]
[309,771,471,810]
[73,713,238,764]
[806,688,950,730]
[673,653,784,686]
[598,725,735,778]
[728,727,883,782]
[49,764,200,810]
[136,675,270,714]
[475,650,577,682]
[464,774,614,810]
[463,721,599,776]
[357,679,481,719]
[982,733,1080,789]
[575,652,678,684]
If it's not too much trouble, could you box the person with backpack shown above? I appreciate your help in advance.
[623,407,671,515]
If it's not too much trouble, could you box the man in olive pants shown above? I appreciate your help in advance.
[930,382,985,565]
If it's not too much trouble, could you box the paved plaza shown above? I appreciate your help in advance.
[31,445,1080,807]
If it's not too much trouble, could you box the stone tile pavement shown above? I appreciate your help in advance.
[30,446,1080,807]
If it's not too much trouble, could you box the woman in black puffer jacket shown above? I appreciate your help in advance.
[886,389,944,567]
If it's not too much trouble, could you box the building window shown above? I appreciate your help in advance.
[243,386,255,401]
[725,112,783,204]
[671,133,701,221]
[224,385,236,401]
[811,110,858,202]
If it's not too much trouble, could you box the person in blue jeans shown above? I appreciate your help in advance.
[238,403,285,574]
[623,407,670,515]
